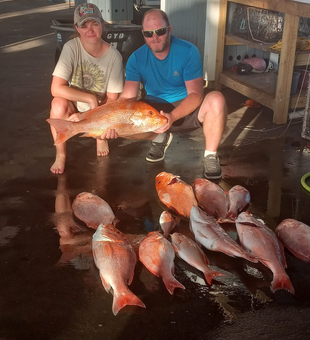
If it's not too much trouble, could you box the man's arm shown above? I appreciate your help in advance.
[120,80,140,99]
[153,77,204,134]
[170,77,204,123]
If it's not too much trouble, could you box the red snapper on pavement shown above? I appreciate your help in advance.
[275,218,310,263]
[226,185,250,220]
[92,223,146,315]
[192,178,228,222]
[155,172,198,219]
[159,211,177,238]
[170,232,226,285]
[47,98,168,144]
[235,212,294,294]
[139,231,185,294]
[190,206,258,263]
[72,192,116,229]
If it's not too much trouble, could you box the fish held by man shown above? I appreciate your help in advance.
[275,218,310,263]
[92,223,146,315]
[47,98,168,144]
[139,231,185,294]
[171,232,226,285]
[155,172,198,219]
[190,206,258,263]
[72,192,116,229]
[235,212,294,294]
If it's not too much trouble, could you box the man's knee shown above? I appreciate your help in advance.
[199,91,227,121]
[205,91,226,111]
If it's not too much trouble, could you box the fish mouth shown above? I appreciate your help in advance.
[168,176,180,186]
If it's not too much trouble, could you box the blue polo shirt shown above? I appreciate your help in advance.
[125,36,203,103]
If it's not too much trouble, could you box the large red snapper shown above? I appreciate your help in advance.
[72,192,116,229]
[226,185,250,220]
[92,224,146,315]
[170,232,225,285]
[275,218,310,263]
[191,178,228,222]
[155,172,198,219]
[47,98,168,144]
[190,206,258,263]
[139,231,185,294]
[235,212,294,294]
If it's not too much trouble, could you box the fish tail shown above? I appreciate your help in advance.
[112,289,146,316]
[46,118,76,144]
[272,272,295,295]
[203,269,226,286]
[162,276,185,295]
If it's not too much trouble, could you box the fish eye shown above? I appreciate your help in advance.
[149,111,153,115]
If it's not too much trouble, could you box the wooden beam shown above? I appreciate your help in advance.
[273,13,299,124]
[215,0,228,90]
[228,0,310,17]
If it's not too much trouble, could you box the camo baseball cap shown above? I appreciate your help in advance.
[74,3,103,27]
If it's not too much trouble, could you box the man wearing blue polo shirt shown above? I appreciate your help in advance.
[104,9,227,179]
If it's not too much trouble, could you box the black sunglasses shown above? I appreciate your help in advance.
[142,26,170,38]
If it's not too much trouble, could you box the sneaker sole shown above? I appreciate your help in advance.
[204,173,222,180]
[146,133,173,162]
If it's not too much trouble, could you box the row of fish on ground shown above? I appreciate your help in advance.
[69,172,310,316]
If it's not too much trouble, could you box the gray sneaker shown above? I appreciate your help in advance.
[204,154,222,179]
[146,133,173,162]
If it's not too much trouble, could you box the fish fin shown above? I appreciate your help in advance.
[100,275,111,293]
[112,289,146,315]
[171,243,178,253]
[271,272,295,295]
[197,230,209,240]
[162,276,185,295]
[217,239,259,263]
[226,210,237,220]
[112,217,120,226]
[203,269,226,286]
[80,132,103,138]
[46,119,75,144]
[87,221,99,229]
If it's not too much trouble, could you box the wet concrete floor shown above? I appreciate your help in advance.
[1,1,310,339]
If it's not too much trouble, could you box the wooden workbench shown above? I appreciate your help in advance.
[215,0,310,124]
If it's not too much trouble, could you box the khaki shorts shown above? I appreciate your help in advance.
[142,97,202,134]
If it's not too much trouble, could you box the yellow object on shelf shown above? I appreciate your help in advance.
[271,37,310,51]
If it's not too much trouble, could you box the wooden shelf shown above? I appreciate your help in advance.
[220,70,307,110]
[225,34,281,54]
[215,0,310,124]
[225,34,310,66]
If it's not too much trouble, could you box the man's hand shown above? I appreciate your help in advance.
[153,110,173,134]
[100,129,118,140]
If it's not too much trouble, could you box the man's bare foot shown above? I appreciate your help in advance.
[97,139,109,156]
[50,155,66,174]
